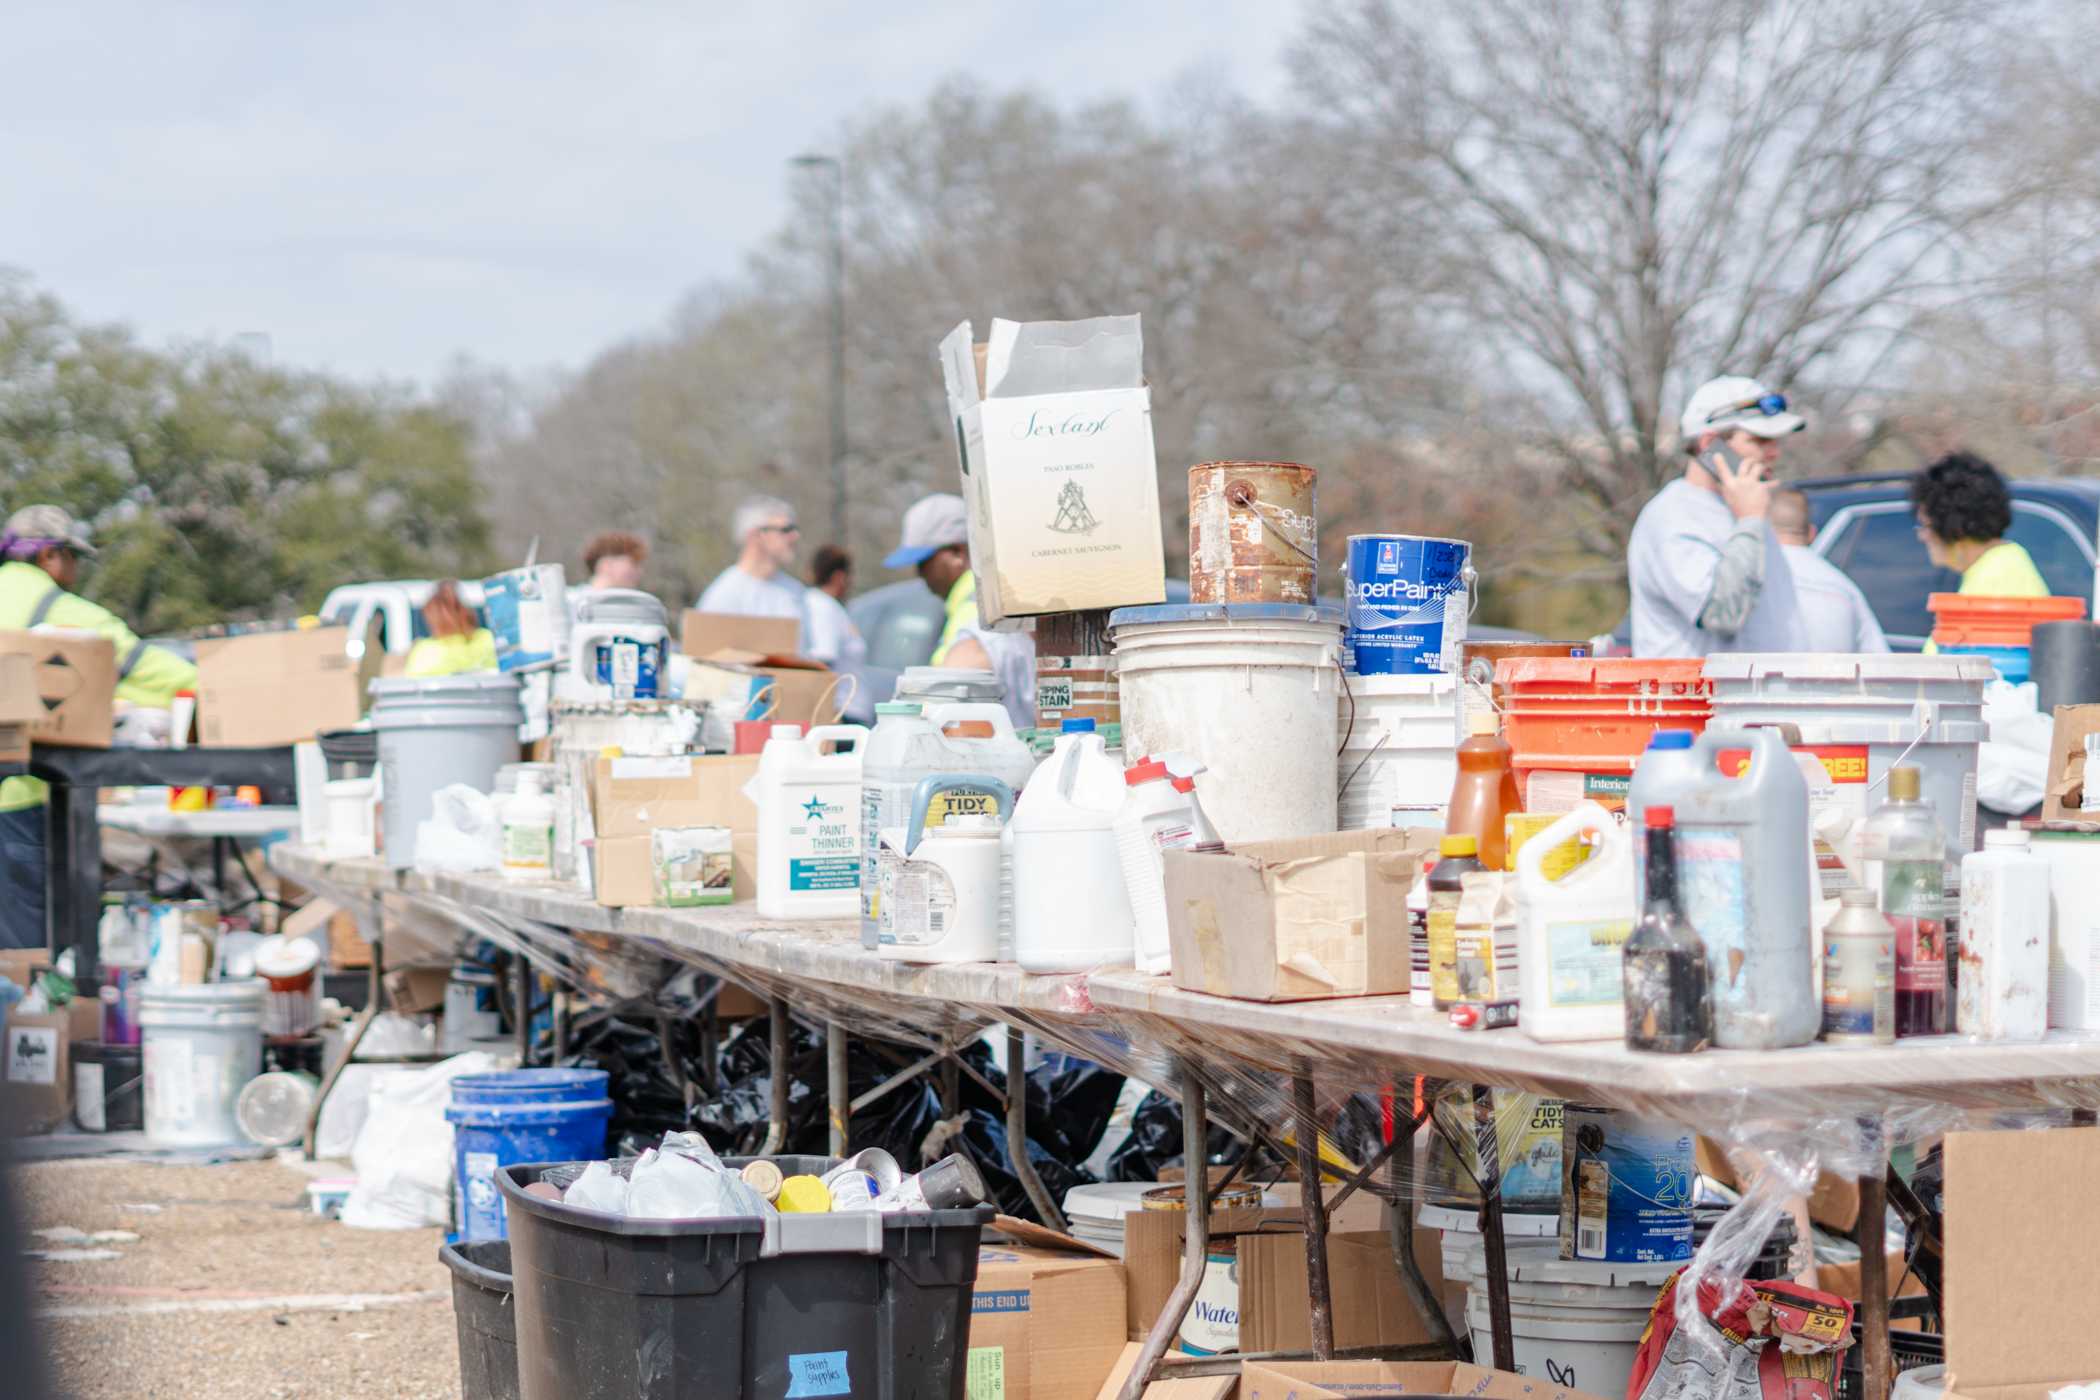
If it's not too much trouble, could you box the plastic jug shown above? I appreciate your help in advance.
[1115,754,1221,976]
[1515,802,1635,1042]
[1672,728,1818,1049]
[860,702,942,949]
[1958,827,2050,1042]
[558,588,670,702]
[756,722,870,920]
[878,774,1015,964]
[1013,718,1136,972]
[1627,729,1702,906]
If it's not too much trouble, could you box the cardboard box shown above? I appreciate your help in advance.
[284,897,371,969]
[0,629,116,748]
[1943,1128,2100,1399]
[0,652,38,763]
[1122,1196,1445,1352]
[938,317,1168,626]
[2043,704,2100,819]
[1163,829,1438,1000]
[592,754,760,906]
[1695,1138,1859,1233]
[972,1243,1129,1400]
[3,1008,71,1134]
[1240,1359,1610,1400]
[384,964,451,1013]
[195,625,376,747]
[680,612,844,729]
[1093,1345,1236,1400]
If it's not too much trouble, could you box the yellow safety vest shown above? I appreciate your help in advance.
[930,571,979,665]
[404,629,498,677]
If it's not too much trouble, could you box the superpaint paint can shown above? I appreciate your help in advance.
[1344,533,1473,677]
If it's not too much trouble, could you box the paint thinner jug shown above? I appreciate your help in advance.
[1516,803,1635,1043]
[369,673,525,869]
[560,587,669,702]
[1672,728,1818,1049]
[878,774,1014,963]
[1013,718,1136,972]
[1343,533,1475,677]
[756,722,869,919]
[1111,602,1342,844]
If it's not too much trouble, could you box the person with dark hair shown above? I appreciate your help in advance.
[1910,452,2047,598]
[581,530,649,591]
[404,580,496,676]
[810,545,852,601]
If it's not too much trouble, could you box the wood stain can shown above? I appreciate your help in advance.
[1034,654,1119,731]
[1188,462,1318,604]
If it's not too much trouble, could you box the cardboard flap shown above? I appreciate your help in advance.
[1240,1358,1611,1399]
[1946,1128,2100,1392]
[2044,705,2100,819]
[992,1214,1120,1259]
[680,610,800,662]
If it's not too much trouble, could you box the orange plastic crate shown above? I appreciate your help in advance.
[1927,592,2085,649]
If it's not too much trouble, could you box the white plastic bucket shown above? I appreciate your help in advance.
[1338,671,1458,830]
[1463,1243,1677,1400]
[1112,603,1343,843]
[369,673,524,869]
[1703,654,1992,866]
[140,981,266,1148]
[1893,1364,1946,1398]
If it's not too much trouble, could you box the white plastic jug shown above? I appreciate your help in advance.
[1958,827,2051,1042]
[1115,754,1220,976]
[1675,728,1818,1049]
[878,774,1015,964]
[756,722,870,920]
[860,702,942,949]
[559,588,669,702]
[1013,720,1136,972]
[1515,802,1635,1043]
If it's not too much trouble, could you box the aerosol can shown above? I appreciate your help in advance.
[878,774,1014,964]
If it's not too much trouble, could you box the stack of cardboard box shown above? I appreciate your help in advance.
[591,752,760,907]
[0,630,116,752]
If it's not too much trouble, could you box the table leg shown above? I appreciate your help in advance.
[1121,1066,1208,1400]
[1388,1104,1459,1356]
[1005,1025,1068,1231]
[760,1001,790,1156]
[304,920,384,1160]
[513,952,533,1067]
[552,990,570,1062]
[1472,1083,1515,1371]
[1857,1166,1892,1400]
[48,781,101,982]
[827,1021,850,1156]
[1292,1070,1336,1359]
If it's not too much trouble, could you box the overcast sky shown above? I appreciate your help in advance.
[6,3,1298,386]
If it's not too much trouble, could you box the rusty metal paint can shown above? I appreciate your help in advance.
[1188,462,1317,604]
[1034,654,1119,731]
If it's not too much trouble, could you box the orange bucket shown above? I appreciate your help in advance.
[1496,658,1712,807]
[1928,593,2085,650]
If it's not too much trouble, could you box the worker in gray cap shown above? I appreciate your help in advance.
[0,505,197,949]
[885,493,1034,729]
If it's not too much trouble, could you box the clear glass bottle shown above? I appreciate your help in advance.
[1623,805,1712,1054]
[1860,766,1948,1038]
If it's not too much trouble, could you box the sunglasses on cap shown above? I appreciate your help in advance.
[1705,392,1789,425]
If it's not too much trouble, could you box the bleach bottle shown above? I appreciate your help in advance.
[1673,728,1817,1049]
[1515,802,1635,1042]
[1013,718,1136,972]
[1115,753,1222,976]
[1627,729,1702,906]
[757,723,870,920]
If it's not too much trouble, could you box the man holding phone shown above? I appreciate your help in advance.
[1626,376,1810,657]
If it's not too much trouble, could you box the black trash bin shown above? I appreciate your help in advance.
[441,1238,520,1400]
[498,1157,992,1400]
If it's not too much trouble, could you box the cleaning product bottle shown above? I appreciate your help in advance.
[501,770,554,882]
[877,774,1015,964]
[756,723,870,920]
[1427,834,1483,1008]
[860,702,940,949]
[1115,753,1216,976]
[1446,712,1521,869]
[920,700,1039,953]
[1958,826,2051,1042]
[1674,728,1817,1049]
[1822,888,1895,1046]
[1622,805,1712,1053]
[1012,718,1135,972]
[1861,765,1948,1038]
[1626,729,1702,906]
[1516,802,1635,1042]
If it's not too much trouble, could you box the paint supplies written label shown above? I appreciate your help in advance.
[784,1351,852,1398]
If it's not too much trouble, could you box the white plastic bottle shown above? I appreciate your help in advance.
[860,702,941,949]
[501,771,554,881]
[1958,826,2051,1042]
[1115,754,1218,976]
[1013,718,1136,972]
[757,723,870,920]
[1515,802,1635,1042]
[1626,729,1701,906]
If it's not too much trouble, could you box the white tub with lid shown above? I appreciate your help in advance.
[1462,1242,1677,1400]
[141,981,266,1148]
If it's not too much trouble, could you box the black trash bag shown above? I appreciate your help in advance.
[841,1042,947,1169]
[1024,1059,1126,1170]
[559,1015,698,1148]
[1330,1090,1391,1171]
[1106,1089,1245,1182]
[950,1107,1097,1222]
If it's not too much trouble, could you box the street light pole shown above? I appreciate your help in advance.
[792,153,848,546]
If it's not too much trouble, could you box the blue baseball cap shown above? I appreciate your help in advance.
[884,493,969,570]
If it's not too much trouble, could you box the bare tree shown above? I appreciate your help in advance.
[1290,0,2007,562]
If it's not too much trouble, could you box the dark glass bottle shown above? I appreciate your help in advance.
[1623,805,1713,1054]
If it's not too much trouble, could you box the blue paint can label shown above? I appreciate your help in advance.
[1559,1106,1694,1263]
[590,634,663,699]
[1344,534,1471,676]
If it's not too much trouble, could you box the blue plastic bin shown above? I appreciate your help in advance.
[446,1069,612,1241]
[1944,643,2029,685]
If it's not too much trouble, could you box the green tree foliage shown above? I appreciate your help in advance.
[0,274,492,633]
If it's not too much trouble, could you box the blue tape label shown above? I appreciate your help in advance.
[785,1351,851,1398]
[972,1288,1031,1314]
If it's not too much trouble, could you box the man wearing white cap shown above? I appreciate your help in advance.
[886,493,1034,730]
[1626,376,1811,658]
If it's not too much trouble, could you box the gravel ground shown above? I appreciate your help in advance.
[18,1156,462,1400]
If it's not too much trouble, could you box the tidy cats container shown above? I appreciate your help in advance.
[140,980,266,1148]
[1497,658,1711,811]
[369,673,525,869]
[445,1069,613,1242]
[1111,602,1343,843]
